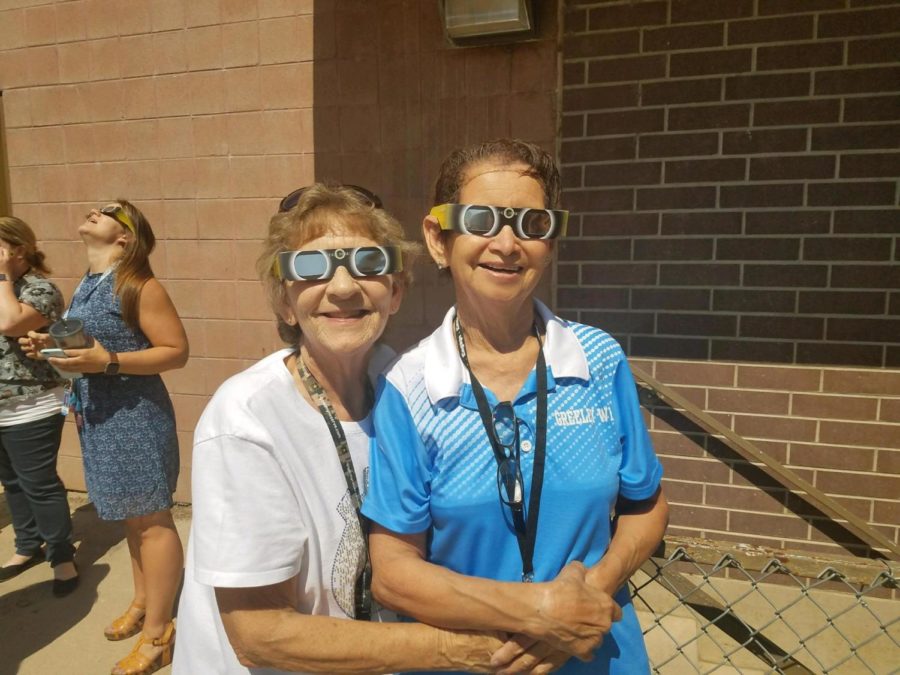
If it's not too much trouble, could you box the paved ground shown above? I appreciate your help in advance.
[0,491,191,675]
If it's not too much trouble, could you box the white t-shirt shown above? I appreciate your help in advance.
[173,346,394,675]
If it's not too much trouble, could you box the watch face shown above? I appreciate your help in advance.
[105,362,120,375]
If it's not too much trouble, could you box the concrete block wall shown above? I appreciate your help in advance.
[560,0,899,554]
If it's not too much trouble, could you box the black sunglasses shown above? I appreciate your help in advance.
[492,402,525,519]
[278,185,383,213]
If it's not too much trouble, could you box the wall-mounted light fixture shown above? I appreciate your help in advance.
[439,0,536,47]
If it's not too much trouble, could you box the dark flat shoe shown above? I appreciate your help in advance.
[52,564,79,598]
[0,554,45,582]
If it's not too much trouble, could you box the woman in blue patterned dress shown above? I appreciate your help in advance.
[22,200,188,675]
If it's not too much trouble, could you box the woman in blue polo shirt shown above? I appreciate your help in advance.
[363,139,669,674]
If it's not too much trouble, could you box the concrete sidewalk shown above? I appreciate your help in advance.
[0,491,191,675]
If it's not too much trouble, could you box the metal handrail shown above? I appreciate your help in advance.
[631,365,900,560]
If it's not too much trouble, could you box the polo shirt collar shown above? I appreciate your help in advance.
[424,299,590,406]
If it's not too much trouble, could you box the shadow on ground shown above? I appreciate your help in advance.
[0,500,122,674]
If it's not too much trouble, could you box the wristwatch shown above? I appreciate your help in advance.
[104,352,120,375]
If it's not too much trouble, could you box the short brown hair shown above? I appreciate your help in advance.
[257,184,421,346]
[432,138,561,208]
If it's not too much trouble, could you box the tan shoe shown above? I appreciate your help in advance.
[104,603,145,641]
[111,622,175,675]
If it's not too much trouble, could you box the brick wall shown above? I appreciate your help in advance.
[0,0,317,499]
[561,0,899,554]
[309,0,559,348]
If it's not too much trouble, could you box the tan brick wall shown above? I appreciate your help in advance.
[0,0,318,500]
[635,358,900,555]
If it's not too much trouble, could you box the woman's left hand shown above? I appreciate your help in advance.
[48,338,113,374]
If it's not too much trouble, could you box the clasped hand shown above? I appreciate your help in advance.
[19,330,113,374]
[490,561,622,674]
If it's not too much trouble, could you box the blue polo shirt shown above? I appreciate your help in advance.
[362,301,662,674]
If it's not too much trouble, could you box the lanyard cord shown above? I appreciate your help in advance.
[295,355,373,620]
[453,314,548,582]
[63,264,118,319]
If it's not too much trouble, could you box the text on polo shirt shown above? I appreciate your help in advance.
[553,405,615,426]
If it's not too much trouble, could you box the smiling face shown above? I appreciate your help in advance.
[424,160,553,314]
[279,228,404,361]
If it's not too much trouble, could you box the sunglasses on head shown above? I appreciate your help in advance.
[275,246,403,281]
[430,203,568,240]
[99,205,136,234]
[278,185,383,213]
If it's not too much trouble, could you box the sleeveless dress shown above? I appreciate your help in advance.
[68,271,179,520]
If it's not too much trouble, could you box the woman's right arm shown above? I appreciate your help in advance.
[215,579,504,674]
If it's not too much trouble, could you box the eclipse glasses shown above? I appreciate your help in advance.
[99,205,136,233]
[430,203,568,240]
[276,246,403,281]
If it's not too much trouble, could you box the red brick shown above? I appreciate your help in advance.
[848,36,900,64]
[713,290,795,313]
[671,0,754,23]
[558,287,629,309]
[640,132,720,158]
[758,0,844,14]
[741,315,824,340]
[818,7,900,37]
[812,124,900,150]
[746,211,830,235]
[798,290,887,315]
[563,188,634,212]
[805,235,892,261]
[713,340,795,364]
[658,312,736,337]
[659,263,741,287]
[876,449,900,474]
[649,429,708,458]
[655,360,735,387]
[584,161,661,186]
[754,99,840,127]
[581,262,657,286]
[791,394,879,422]
[728,15,814,45]
[587,108,664,135]
[667,103,750,131]
[563,62,585,86]
[813,180,897,206]
[662,457,733,485]
[873,499,900,527]
[636,186,716,210]
[733,414,818,442]
[880,399,900,423]
[823,369,900,396]
[661,211,742,234]
[723,128,807,154]
[563,84,639,111]
[725,72,811,100]
[643,22,724,52]
[749,156,835,180]
[582,213,659,236]
[840,152,900,178]
[559,238,631,261]
[565,6,587,33]
[828,318,900,343]
[634,237,713,261]
[632,288,711,311]
[661,478,704,504]
[583,310,654,335]
[815,66,900,96]
[705,485,786,513]
[635,334,710,359]
[588,54,666,83]
[720,184,803,208]
[561,137,636,162]
[737,365,822,392]
[716,237,800,260]
[641,78,722,105]
[757,42,843,70]
[730,512,809,540]
[670,48,752,77]
[561,114,586,138]
[820,420,899,449]
[588,2,667,30]
[564,29,640,58]
[843,95,900,122]
[668,503,729,531]
[831,264,900,289]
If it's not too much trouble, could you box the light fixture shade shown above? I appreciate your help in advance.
[442,0,533,39]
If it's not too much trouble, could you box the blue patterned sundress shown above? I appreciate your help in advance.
[68,271,179,520]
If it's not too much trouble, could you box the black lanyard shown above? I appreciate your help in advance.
[295,354,372,620]
[453,315,548,582]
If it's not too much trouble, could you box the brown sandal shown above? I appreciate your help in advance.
[111,621,175,675]
[104,603,146,641]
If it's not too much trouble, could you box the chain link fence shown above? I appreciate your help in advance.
[631,537,900,674]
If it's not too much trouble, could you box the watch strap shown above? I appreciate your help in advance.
[104,352,120,375]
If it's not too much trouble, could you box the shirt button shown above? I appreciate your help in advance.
[520,440,533,453]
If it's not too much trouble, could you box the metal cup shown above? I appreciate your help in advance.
[49,318,92,349]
